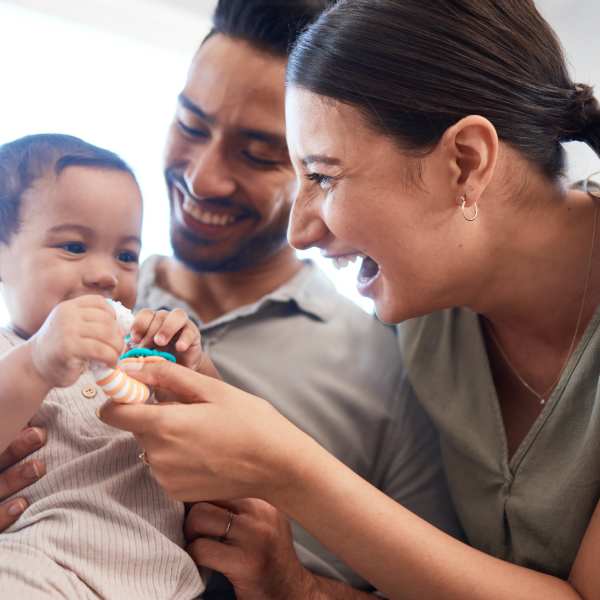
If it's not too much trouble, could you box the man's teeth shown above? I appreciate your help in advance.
[333,254,362,270]
[183,196,237,226]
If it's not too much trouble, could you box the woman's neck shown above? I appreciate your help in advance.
[471,186,599,348]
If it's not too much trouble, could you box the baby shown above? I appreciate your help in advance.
[0,134,205,599]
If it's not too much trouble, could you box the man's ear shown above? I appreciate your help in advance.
[441,115,499,206]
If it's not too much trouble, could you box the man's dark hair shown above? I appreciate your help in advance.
[288,0,600,180]
[0,133,136,244]
[207,0,332,57]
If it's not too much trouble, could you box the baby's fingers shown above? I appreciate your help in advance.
[174,322,201,353]
[152,309,190,347]
[130,309,160,345]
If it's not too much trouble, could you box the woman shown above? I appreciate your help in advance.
[101,1,600,598]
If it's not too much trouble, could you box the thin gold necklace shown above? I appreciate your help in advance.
[486,195,599,406]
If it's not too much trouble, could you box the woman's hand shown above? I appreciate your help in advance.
[97,360,309,503]
[0,427,46,530]
[185,499,312,600]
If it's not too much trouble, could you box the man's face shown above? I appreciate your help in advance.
[164,34,295,272]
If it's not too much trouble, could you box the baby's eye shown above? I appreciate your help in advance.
[61,242,86,254]
[117,250,139,264]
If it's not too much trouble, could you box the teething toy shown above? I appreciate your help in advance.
[89,300,175,404]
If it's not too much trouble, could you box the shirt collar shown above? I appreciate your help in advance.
[139,256,336,329]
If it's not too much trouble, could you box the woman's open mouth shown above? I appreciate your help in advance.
[357,256,381,295]
[328,252,381,296]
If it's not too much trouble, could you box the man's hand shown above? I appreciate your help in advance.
[0,427,46,531]
[185,498,314,600]
[185,499,378,600]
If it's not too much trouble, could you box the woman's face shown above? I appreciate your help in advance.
[285,88,478,323]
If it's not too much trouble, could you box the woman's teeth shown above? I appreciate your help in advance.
[333,254,362,270]
[183,196,237,226]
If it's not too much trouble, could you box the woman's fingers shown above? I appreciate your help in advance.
[97,402,163,435]
[118,360,225,403]
[0,427,46,471]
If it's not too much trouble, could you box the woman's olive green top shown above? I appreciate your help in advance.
[398,305,600,579]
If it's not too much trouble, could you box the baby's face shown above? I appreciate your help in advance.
[0,166,142,337]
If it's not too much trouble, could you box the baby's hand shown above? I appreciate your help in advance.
[130,309,202,370]
[29,295,123,388]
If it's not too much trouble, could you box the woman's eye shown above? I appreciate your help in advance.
[61,242,86,254]
[305,172,334,190]
[117,250,139,264]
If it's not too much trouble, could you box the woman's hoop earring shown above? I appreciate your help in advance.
[460,195,479,222]
[583,171,600,200]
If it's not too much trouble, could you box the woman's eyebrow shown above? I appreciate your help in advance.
[302,155,342,167]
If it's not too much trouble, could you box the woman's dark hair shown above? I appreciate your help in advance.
[0,133,136,244]
[206,0,332,57]
[288,0,600,179]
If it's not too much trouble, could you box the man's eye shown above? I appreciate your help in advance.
[117,250,139,264]
[242,150,281,168]
[177,121,209,139]
[60,242,86,254]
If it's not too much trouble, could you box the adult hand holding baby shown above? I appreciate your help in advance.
[0,427,46,531]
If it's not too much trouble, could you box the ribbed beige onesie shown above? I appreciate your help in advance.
[0,328,205,599]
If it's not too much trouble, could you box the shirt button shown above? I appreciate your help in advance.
[81,385,97,399]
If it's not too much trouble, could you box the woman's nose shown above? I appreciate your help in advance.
[287,191,330,251]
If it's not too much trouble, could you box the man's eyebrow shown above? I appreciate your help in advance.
[240,129,287,148]
[178,94,217,124]
[301,155,342,167]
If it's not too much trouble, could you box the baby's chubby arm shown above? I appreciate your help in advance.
[0,295,123,453]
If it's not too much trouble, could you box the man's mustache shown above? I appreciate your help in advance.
[165,168,258,216]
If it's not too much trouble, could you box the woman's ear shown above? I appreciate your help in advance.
[441,115,499,205]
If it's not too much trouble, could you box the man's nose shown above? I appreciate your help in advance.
[185,142,236,200]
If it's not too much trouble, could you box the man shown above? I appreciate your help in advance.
[137,1,460,598]
[0,1,460,597]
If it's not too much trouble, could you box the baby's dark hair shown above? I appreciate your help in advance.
[0,133,136,244]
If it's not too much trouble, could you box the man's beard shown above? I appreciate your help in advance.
[165,167,293,273]
[170,215,290,273]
